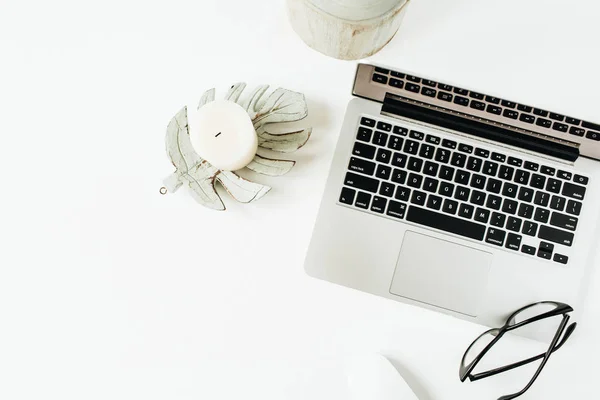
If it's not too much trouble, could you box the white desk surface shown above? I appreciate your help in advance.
[1,0,599,398]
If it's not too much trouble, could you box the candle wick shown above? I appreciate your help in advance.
[215,132,222,138]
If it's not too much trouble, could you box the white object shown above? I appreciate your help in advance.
[190,100,258,171]
[346,353,419,400]
[287,0,410,60]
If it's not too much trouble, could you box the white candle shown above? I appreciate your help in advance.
[190,100,258,171]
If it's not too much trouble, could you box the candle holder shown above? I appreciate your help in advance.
[161,83,311,210]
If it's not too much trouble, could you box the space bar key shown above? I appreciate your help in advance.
[406,206,487,241]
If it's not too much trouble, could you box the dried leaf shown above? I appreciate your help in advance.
[256,125,312,153]
[198,88,215,110]
[225,83,246,103]
[250,88,308,127]
[217,171,271,203]
[246,154,295,176]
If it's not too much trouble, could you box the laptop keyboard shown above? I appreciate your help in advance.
[339,115,590,265]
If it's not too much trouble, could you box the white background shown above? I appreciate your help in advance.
[1,0,599,398]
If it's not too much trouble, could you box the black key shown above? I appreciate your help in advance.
[454,96,469,106]
[411,190,427,206]
[503,109,519,119]
[439,181,455,197]
[549,113,564,121]
[519,114,535,124]
[518,187,534,202]
[534,208,550,223]
[470,174,486,189]
[486,96,500,104]
[355,191,371,209]
[514,169,530,185]
[371,196,387,213]
[407,173,423,189]
[569,127,585,136]
[529,174,546,189]
[451,152,467,168]
[562,182,586,200]
[573,174,588,185]
[376,148,392,164]
[502,199,518,215]
[470,190,486,206]
[507,157,522,168]
[407,157,423,172]
[391,71,405,78]
[348,157,376,175]
[470,100,486,111]
[498,165,514,181]
[505,233,522,251]
[339,187,356,205]
[393,126,408,136]
[423,161,439,177]
[522,221,538,236]
[482,161,499,176]
[406,83,420,93]
[522,244,536,255]
[566,200,582,216]
[376,164,392,180]
[392,152,407,168]
[374,67,389,74]
[442,139,457,149]
[506,216,522,232]
[474,208,490,223]
[586,131,600,141]
[439,84,452,91]
[469,91,484,100]
[582,121,600,130]
[345,172,379,193]
[353,142,376,159]
[403,139,419,155]
[486,227,506,246]
[377,121,392,132]
[466,156,482,172]
[388,136,404,150]
[426,194,443,210]
[395,185,411,201]
[419,144,435,159]
[566,117,580,125]
[389,78,404,89]
[518,203,534,219]
[435,148,451,163]
[533,108,548,117]
[553,122,568,132]
[475,148,490,158]
[538,248,552,260]
[541,166,555,176]
[454,170,471,185]
[491,152,506,163]
[438,91,453,102]
[406,206,486,240]
[553,254,568,264]
[534,191,550,207]
[486,178,502,194]
[546,178,561,193]
[357,126,373,142]
[536,118,552,128]
[486,195,502,210]
[439,165,455,181]
[490,212,506,228]
[550,212,578,231]
[549,195,565,211]
[372,131,388,146]
[501,100,516,108]
[421,87,437,97]
[410,130,425,140]
[379,182,395,197]
[442,199,459,215]
[372,74,388,84]
[459,143,474,154]
[538,225,574,247]
[517,104,533,113]
[423,79,436,87]
[423,177,439,193]
[426,135,441,145]
[453,87,469,95]
[360,117,376,127]
[458,203,474,219]
[453,186,470,202]
[406,75,421,83]
[486,104,502,115]
[557,170,572,180]
[387,200,407,219]
[502,182,518,198]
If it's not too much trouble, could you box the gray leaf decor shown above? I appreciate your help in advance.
[162,83,311,210]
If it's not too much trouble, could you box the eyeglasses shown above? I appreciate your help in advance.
[459,301,577,400]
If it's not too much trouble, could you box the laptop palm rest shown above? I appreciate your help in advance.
[390,231,493,317]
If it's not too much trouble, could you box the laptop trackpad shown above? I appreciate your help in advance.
[390,231,493,317]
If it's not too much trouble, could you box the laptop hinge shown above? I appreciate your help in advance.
[381,93,580,163]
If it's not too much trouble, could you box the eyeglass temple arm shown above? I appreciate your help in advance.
[469,319,576,382]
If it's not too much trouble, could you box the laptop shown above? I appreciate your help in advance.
[305,63,600,338]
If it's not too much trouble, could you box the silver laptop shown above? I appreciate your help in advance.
[305,63,600,337]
